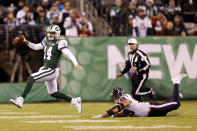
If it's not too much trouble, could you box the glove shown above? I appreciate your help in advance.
[91,114,102,118]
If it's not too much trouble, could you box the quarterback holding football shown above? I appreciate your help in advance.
[12,34,25,46]
[10,24,84,113]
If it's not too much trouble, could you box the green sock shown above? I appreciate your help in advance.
[50,92,72,102]
[21,76,35,98]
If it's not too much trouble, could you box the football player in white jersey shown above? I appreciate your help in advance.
[133,7,153,37]
[92,74,187,118]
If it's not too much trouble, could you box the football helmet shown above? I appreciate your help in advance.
[47,24,61,40]
[111,87,124,99]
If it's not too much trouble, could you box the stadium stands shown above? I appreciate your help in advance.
[90,0,197,36]
[0,0,197,82]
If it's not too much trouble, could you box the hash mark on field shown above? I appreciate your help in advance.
[0,115,78,119]
[20,120,120,123]
[63,125,192,130]
[0,112,39,115]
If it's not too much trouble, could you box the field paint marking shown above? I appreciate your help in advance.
[0,112,39,115]
[0,115,78,119]
[20,120,120,123]
[63,125,192,130]
[85,103,110,106]
[0,110,12,112]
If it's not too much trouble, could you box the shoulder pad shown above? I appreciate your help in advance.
[58,39,68,50]
[119,94,130,101]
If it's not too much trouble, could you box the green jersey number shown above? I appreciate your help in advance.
[44,47,52,60]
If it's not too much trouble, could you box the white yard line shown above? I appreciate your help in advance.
[0,115,79,119]
[0,112,39,115]
[0,128,31,131]
[63,125,192,130]
[20,120,120,123]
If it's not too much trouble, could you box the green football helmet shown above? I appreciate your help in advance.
[47,24,61,40]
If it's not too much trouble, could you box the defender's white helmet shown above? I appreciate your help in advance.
[128,38,138,44]
[47,24,61,40]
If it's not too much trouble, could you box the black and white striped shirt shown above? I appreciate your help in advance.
[121,49,151,74]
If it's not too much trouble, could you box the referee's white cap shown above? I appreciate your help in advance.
[128,38,138,44]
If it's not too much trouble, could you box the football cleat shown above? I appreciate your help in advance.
[10,96,24,108]
[71,97,82,113]
[171,74,187,84]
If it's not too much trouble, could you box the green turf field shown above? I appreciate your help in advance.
[0,101,196,131]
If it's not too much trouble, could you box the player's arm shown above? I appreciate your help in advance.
[61,48,84,70]
[91,99,131,118]
[112,112,127,117]
[61,48,77,65]
[23,36,43,50]
[113,109,135,117]
[59,40,84,70]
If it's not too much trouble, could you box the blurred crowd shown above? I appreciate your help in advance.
[0,0,196,40]
[0,0,93,43]
[90,0,197,36]
[0,0,94,82]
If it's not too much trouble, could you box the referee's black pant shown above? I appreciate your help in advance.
[131,72,152,101]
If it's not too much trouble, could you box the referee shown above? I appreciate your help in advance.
[116,38,156,101]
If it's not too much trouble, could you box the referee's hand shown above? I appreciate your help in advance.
[116,73,123,78]
[75,65,84,70]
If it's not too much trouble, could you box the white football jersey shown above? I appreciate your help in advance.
[118,94,150,117]
[133,16,152,37]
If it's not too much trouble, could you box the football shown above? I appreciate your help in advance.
[12,35,24,46]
